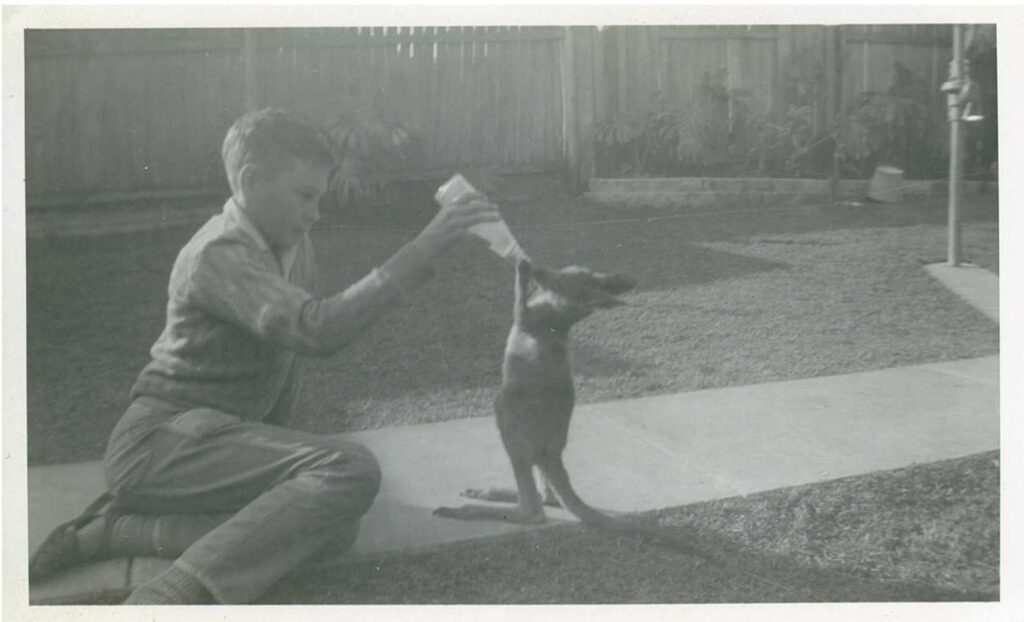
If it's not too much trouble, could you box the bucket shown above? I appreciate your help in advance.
[867,165,905,203]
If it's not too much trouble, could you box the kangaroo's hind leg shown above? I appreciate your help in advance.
[434,452,548,524]
[459,469,561,507]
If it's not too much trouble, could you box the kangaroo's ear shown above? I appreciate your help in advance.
[599,273,637,296]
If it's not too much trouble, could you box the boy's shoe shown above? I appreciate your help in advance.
[29,492,115,581]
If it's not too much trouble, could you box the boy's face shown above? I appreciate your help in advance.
[243,156,331,252]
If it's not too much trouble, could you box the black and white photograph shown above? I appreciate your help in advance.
[2,4,1019,620]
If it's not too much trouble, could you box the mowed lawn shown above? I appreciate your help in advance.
[26,192,999,465]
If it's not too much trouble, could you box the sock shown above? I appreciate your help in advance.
[123,563,214,605]
[73,516,111,559]
[78,512,228,560]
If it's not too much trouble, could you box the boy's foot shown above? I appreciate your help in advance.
[29,492,114,580]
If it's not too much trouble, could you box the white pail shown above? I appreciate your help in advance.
[867,165,905,203]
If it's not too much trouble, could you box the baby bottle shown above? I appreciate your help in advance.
[434,174,529,265]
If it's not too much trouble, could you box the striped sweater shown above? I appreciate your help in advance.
[130,198,435,424]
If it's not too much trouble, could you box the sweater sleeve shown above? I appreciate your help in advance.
[188,237,435,355]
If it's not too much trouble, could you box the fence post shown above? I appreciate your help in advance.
[576,28,597,192]
[828,26,843,202]
[561,27,577,189]
[561,26,597,194]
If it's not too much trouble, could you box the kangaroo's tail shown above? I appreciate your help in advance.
[538,456,798,593]
[538,456,717,562]
[536,456,616,529]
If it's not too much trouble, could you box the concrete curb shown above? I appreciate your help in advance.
[584,177,997,209]
[924,263,999,323]
[27,203,219,240]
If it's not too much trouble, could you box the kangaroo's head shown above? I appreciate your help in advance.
[518,259,636,333]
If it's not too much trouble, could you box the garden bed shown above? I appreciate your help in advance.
[585,177,998,210]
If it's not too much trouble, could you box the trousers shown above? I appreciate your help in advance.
[103,395,381,604]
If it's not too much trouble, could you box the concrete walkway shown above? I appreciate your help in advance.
[28,354,998,604]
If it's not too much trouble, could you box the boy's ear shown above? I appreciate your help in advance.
[238,163,263,195]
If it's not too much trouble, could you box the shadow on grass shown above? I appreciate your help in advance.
[261,519,996,604]
[267,449,1000,604]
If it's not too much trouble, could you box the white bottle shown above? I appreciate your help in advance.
[434,174,529,264]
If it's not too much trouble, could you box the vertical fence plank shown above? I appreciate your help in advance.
[577,26,597,186]
[243,29,258,112]
[549,33,563,166]
[434,28,453,167]
[470,28,486,165]
[493,27,507,167]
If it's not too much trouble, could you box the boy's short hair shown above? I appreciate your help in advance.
[222,108,335,194]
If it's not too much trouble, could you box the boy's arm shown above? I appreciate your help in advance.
[188,236,435,355]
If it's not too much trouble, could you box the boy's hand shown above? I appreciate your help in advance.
[415,191,502,257]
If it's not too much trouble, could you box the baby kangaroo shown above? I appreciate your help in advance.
[436,259,635,527]
[433,260,714,562]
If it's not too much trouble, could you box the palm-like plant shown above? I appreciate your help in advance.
[747,105,817,176]
[594,114,645,175]
[833,62,940,178]
[595,76,754,177]
[322,111,421,208]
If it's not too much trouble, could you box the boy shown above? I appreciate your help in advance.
[29,108,500,604]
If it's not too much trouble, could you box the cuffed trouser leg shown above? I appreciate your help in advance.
[105,398,381,604]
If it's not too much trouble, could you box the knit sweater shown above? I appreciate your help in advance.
[130,198,435,423]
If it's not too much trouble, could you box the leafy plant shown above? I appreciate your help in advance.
[595,71,756,177]
[594,114,645,175]
[965,24,997,177]
[747,105,818,177]
[833,62,945,178]
[321,109,422,209]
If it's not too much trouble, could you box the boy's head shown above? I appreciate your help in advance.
[222,108,335,251]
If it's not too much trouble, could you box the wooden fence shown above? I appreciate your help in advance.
[26,29,247,205]
[24,27,568,208]
[24,25,961,208]
[252,27,566,175]
[599,24,952,133]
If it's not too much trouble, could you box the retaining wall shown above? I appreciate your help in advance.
[584,178,997,209]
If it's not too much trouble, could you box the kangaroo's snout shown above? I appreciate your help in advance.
[521,263,637,327]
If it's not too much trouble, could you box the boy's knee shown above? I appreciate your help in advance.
[312,442,381,516]
[346,444,382,502]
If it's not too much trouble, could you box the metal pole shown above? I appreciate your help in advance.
[947,24,964,267]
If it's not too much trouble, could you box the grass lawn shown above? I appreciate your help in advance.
[26,191,998,465]
[261,450,998,603]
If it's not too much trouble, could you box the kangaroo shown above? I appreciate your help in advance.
[432,259,722,560]
[435,259,634,527]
